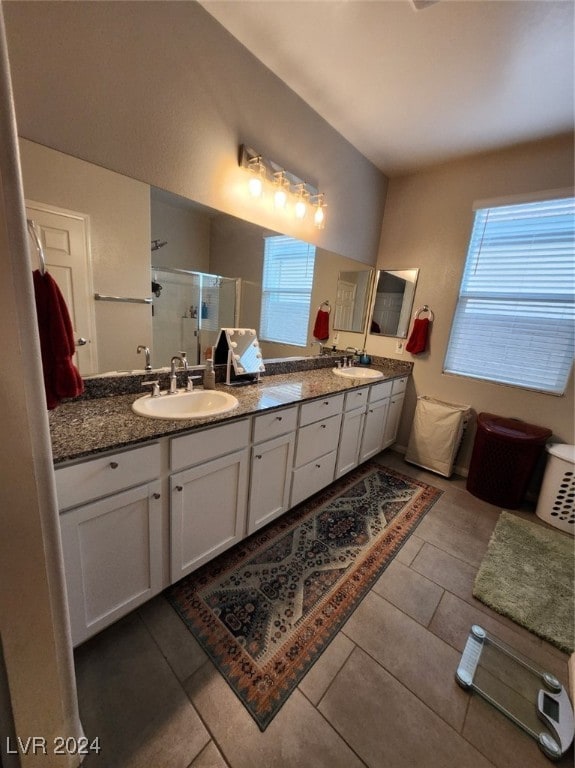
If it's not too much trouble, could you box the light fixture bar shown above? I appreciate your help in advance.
[239,144,326,227]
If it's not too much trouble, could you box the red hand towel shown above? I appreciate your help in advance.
[405,317,430,355]
[33,270,84,409]
[313,308,330,341]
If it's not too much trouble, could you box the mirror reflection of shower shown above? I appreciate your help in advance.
[151,266,238,367]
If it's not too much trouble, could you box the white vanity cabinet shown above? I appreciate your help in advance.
[170,419,250,582]
[291,394,344,507]
[335,387,370,478]
[248,406,297,534]
[55,443,163,647]
[382,376,408,450]
[359,380,393,463]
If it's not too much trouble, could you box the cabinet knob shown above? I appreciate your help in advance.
[320,423,327,429]
[323,401,329,405]
[255,454,262,460]
[175,485,183,492]
[315,463,321,468]
[109,461,119,469]
[152,492,161,500]
[276,415,283,421]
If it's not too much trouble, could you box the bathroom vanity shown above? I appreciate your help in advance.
[51,362,410,646]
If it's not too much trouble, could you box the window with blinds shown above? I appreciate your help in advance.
[260,235,316,346]
[444,195,575,395]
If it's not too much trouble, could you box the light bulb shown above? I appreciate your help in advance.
[273,171,289,209]
[295,198,307,219]
[274,186,288,209]
[314,204,325,229]
[247,156,265,198]
[248,175,263,198]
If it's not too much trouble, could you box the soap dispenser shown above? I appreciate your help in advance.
[203,350,216,390]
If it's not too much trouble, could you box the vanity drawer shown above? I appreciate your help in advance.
[299,393,344,426]
[171,418,250,471]
[291,450,337,508]
[294,413,342,468]
[344,387,369,412]
[392,376,408,395]
[253,406,298,444]
[55,443,161,511]
[369,380,393,403]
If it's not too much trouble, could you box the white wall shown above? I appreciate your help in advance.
[367,135,574,470]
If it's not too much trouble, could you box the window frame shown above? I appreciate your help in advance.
[443,191,575,396]
[259,235,317,348]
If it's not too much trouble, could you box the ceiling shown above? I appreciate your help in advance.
[200,0,574,177]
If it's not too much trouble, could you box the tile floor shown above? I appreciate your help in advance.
[74,451,573,768]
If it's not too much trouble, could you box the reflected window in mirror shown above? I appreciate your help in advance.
[260,236,316,347]
[333,269,373,333]
[369,269,419,338]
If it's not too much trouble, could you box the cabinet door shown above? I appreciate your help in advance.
[359,398,389,462]
[382,393,405,450]
[60,481,163,646]
[336,407,365,478]
[170,448,249,582]
[248,432,295,534]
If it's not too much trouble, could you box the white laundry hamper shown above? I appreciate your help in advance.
[405,396,471,477]
[535,444,575,535]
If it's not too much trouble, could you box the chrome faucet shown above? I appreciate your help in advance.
[137,345,152,371]
[345,347,358,367]
[169,355,184,393]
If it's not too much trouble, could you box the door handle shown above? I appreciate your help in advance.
[76,337,90,346]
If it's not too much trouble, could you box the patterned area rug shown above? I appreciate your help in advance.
[166,461,442,730]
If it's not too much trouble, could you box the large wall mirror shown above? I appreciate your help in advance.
[333,269,373,333]
[369,268,419,338]
[19,138,372,376]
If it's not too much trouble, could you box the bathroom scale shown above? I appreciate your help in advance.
[456,625,574,760]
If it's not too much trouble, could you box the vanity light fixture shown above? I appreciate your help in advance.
[294,184,309,220]
[239,144,327,228]
[273,171,289,209]
[312,193,327,230]
[247,154,266,198]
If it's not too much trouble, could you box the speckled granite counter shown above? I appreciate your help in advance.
[49,361,412,465]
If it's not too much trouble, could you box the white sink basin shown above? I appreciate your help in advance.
[332,367,384,380]
[132,390,239,420]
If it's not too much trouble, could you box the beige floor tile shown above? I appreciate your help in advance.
[319,646,494,768]
[372,558,444,626]
[139,595,208,682]
[411,540,479,599]
[429,591,570,683]
[463,694,573,768]
[394,532,424,565]
[343,590,469,731]
[184,661,366,768]
[298,632,355,706]
[414,507,493,567]
[188,741,230,768]
[75,613,210,768]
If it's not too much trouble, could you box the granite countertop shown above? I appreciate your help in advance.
[49,363,411,465]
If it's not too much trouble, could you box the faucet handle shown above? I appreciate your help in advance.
[186,375,202,392]
[141,380,160,397]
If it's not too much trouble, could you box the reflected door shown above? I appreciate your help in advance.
[26,201,98,374]
[334,279,356,330]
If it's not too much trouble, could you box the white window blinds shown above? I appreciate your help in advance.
[444,196,575,395]
[260,236,316,346]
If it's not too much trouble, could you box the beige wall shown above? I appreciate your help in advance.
[151,197,211,273]
[19,139,152,373]
[4,1,387,267]
[367,135,574,469]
